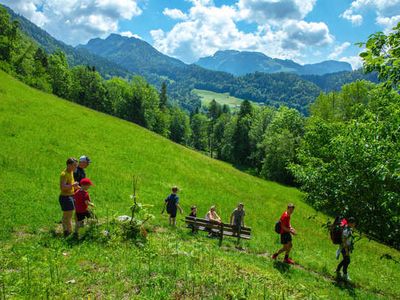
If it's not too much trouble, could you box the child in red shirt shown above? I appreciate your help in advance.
[74,178,95,233]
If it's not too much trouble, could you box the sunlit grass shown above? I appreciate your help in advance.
[0,70,399,299]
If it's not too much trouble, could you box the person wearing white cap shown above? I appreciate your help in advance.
[73,155,91,186]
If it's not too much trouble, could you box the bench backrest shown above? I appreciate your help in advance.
[185,216,252,235]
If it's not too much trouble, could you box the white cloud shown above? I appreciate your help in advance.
[281,20,333,50]
[328,42,351,59]
[1,0,48,26]
[341,0,400,30]
[151,0,332,63]
[163,8,188,20]
[0,0,142,45]
[376,14,400,31]
[237,0,316,24]
[120,31,141,39]
[341,9,363,26]
[339,55,362,70]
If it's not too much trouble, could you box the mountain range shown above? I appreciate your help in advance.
[196,50,352,76]
[4,4,377,113]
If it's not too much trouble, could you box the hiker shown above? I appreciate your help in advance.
[205,205,221,237]
[188,205,198,233]
[336,217,356,281]
[205,205,221,223]
[162,186,183,226]
[230,203,245,235]
[59,157,79,236]
[74,155,91,186]
[74,178,95,234]
[189,205,197,218]
[272,203,297,264]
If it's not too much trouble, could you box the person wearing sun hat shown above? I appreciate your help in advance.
[74,177,95,234]
[73,155,91,186]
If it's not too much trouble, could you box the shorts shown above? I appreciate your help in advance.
[59,195,75,211]
[167,207,177,218]
[232,223,242,233]
[281,232,292,244]
[76,211,91,221]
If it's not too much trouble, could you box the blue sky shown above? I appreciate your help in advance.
[2,0,400,68]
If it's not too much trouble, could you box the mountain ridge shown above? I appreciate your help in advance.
[196,50,352,76]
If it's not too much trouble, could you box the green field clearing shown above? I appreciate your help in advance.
[193,88,256,108]
[1,70,399,299]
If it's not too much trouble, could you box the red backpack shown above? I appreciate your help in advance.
[330,216,347,244]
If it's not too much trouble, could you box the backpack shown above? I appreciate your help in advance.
[330,216,347,244]
[274,220,281,234]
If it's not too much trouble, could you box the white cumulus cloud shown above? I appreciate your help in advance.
[163,8,188,20]
[339,55,362,70]
[151,0,332,63]
[120,31,141,39]
[237,0,316,24]
[341,0,400,31]
[328,42,351,59]
[0,0,142,45]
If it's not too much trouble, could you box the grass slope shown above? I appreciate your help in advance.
[193,88,257,109]
[1,70,399,299]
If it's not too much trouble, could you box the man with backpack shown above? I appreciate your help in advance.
[336,217,356,281]
[272,204,297,264]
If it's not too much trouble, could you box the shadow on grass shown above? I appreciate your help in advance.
[272,261,291,274]
[332,278,356,298]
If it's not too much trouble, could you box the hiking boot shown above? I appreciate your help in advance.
[335,270,341,279]
[343,273,351,281]
[284,258,295,264]
[271,253,278,260]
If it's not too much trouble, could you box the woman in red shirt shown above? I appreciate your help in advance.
[272,204,297,264]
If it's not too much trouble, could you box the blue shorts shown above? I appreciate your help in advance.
[59,195,75,211]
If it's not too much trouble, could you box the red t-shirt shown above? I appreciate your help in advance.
[280,211,291,234]
[74,189,90,213]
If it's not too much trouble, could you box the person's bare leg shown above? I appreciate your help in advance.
[285,241,292,256]
[63,210,74,235]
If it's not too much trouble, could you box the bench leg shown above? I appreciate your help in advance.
[219,224,224,247]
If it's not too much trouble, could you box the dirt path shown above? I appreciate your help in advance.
[221,246,396,299]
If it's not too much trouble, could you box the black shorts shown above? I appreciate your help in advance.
[76,211,91,221]
[167,208,177,218]
[232,223,242,233]
[59,195,74,211]
[281,232,292,244]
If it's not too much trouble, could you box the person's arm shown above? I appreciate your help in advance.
[177,204,183,214]
[241,215,245,227]
[230,212,234,225]
[281,222,296,234]
[60,176,78,193]
[215,212,221,223]
[161,201,167,214]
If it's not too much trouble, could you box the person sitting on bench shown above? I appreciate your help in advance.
[205,205,221,237]
[188,205,198,233]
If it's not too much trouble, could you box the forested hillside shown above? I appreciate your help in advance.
[5,2,379,114]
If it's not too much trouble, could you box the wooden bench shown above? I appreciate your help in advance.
[185,216,252,246]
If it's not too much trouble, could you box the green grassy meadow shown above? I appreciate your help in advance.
[1,70,400,299]
[193,88,256,109]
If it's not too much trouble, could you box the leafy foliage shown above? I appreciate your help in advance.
[359,23,400,89]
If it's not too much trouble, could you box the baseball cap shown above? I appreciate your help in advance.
[79,155,91,164]
[80,178,93,186]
